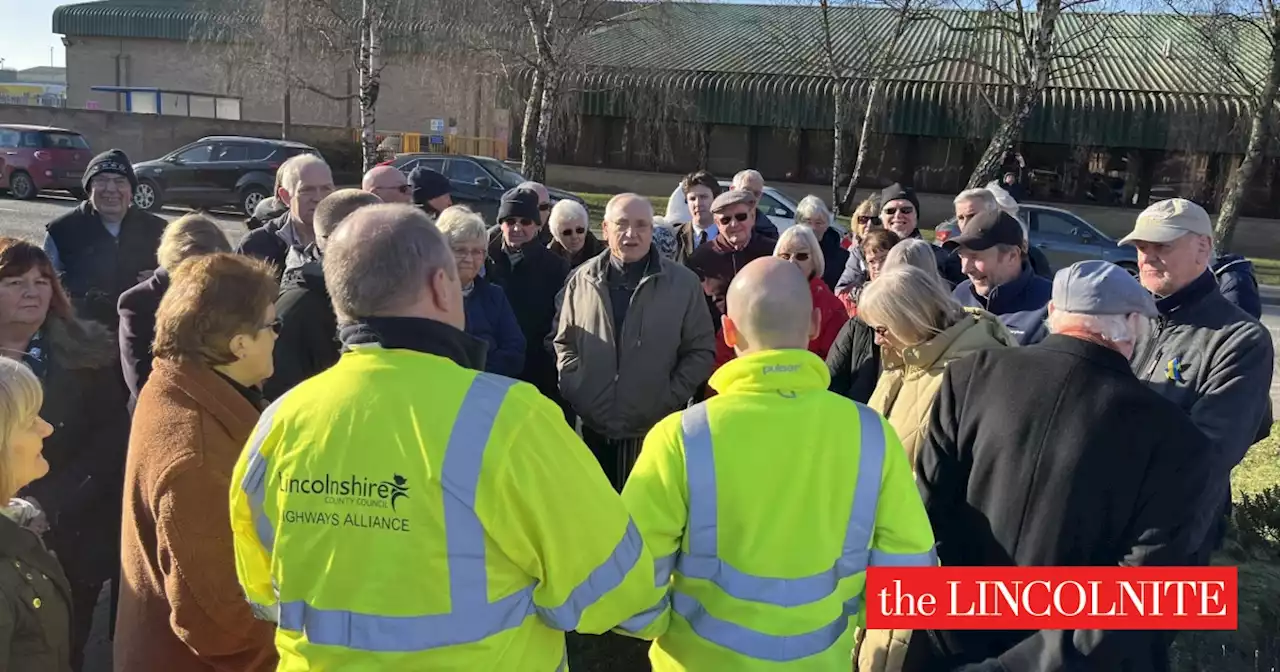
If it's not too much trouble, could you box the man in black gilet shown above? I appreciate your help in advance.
[43,148,167,326]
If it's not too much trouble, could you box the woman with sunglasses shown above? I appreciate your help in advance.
[547,200,604,269]
[116,253,279,672]
[834,197,882,295]
[773,226,848,359]
[0,238,128,670]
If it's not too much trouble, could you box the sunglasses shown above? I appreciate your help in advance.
[502,218,538,227]
[870,325,890,338]
[379,184,410,193]
[561,227,586,236]
[778,252,811,262]
[857,216,880,225]
[538,203,552,212]
[716,212,750,225]
[261,317,283,335]
[882,206,915,215]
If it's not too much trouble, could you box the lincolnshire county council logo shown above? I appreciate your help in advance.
[1165,356,1189,384]
[383,474,409,511]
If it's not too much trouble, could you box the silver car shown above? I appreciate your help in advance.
[935,204,1138,275]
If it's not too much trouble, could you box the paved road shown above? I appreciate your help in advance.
[3,195,1279,671]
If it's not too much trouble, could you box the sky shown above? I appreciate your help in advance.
[0,0,66,71]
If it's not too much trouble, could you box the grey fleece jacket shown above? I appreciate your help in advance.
[1130,270,1274,540]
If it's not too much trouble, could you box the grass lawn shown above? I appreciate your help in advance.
[1250,257,1280,286]
[1234,424,1280,498]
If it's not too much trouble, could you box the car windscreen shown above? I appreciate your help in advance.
[40,132,90,150]
[475,158,526,189]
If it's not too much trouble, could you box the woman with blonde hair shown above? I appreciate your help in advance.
[116,253,279,672]
[773,225,848,358]
[0,357,70,671]
[835,196,885,295]
[853,265,1013,672]
[0,238,128,670]
[118,213,232,403]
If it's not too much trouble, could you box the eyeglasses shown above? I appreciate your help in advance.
[502,218,538,228]
[882,206,915,215]
[261,317,283,335]
[857,216,880,225]
[538,203,552,212]
[716,212,750,225]
[870,325,890,338]
[561,227,586,236]
[777,252,811,262]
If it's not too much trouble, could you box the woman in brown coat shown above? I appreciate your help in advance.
[0,357,71,671]
[115,253,280,672]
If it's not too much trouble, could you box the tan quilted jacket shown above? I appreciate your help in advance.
[854,309,1015,672]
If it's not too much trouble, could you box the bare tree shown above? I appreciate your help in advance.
[1166,0,1280,251]
[935,0,1111,188]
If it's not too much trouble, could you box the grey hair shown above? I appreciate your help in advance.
[313,189,381,241]
[795,195,833,229]
[774,224,826,279]
[277,153,331,196]
[858,265,968,346]
[957,187,1028,241]
[549,200,590,245]
[1046,310,1139,343]
[884,238,943,285]
[0,357,44,499]
[323,204,457,322]
[433,206,489,246]
[733,169,764,188]
[157,213,231,272]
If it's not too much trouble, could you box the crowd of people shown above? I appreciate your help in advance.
[0,144,1272,671]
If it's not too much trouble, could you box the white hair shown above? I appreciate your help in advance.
[795,195,833,229]
[433,206,488,246]
[956,186,1028,242]
[774,224,825,279]
[277,153,331,196]
[733,169,764,188]
[884,238,943,284]
[1046,310,1140,343]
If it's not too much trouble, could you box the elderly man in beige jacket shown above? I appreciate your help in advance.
[553,193,716,489]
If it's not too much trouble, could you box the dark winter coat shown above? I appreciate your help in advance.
[548,233,606,270]
[952,263,1052,345]
[1212,254,1261,319]
[0,513,73,672]
[463,277,526,379]
[817,227,849,291]
[117,267,169,407]
[825,318,880,404]
[686,232,776,324]
[1131,270,1274,551]
[264,256,338,400]
[753,209,779,241]
[234,212,296,281]
[905,335,1211,672]
[45,202,166,326]
[836,229,957,294]
[484,238,571,403]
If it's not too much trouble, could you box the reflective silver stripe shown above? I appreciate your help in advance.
[240,396,291,558]
[272,372,644,653]
[654,552,676,586]
[869,547,938,567]
[557,649,568,671]
[677,402,886,607]
[671,591,862,662]
[615,552,678,635]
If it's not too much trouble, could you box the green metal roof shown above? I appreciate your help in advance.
[53,0,218,41]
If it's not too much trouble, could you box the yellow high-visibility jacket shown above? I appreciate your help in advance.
[618,349,937,671]
[229,341,657,671]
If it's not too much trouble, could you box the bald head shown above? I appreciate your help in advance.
[604,193,654,263]
[724,257,814,353]
[313,188,382,249]
[517,181,551,225]
[362,165,411,204]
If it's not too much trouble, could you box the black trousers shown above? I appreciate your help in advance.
[581,427,644,492]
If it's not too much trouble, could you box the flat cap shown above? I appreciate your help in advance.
[1052,260,1157,318]
[1119,198,1213,245]
[711,189,756,213]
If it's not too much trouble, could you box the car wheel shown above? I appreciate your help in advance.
[133,181,162,212]
[240,186,270,215]
[7,172,36,200]
[1118,262,1139,278]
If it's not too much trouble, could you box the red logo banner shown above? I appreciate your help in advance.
[865,567,1237,630]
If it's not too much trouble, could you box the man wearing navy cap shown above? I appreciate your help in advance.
[906,260,1210,671]
[951,209,1052,345]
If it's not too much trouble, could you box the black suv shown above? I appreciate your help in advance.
[387,153,585,222]
[132,136,320,214]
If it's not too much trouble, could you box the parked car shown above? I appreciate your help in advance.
[387,153,586,222]
[933,203,1138,274]
[132,136,320,214]
[0,124,92,200]
[665,181,800,232]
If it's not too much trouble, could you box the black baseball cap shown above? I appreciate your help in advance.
[953,211,1024,251]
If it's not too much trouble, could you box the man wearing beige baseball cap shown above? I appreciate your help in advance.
[1121,198,1273,560]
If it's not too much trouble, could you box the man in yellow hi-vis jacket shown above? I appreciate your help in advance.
[229,205,657,671]
[617,257,937,670]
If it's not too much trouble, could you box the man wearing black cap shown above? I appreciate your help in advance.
[906,261,1209,671]
[408,166,452,215]
[951,210,1052,345]
[485,187,572,420]
[835,183,959,291]
[43,147,167,326]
